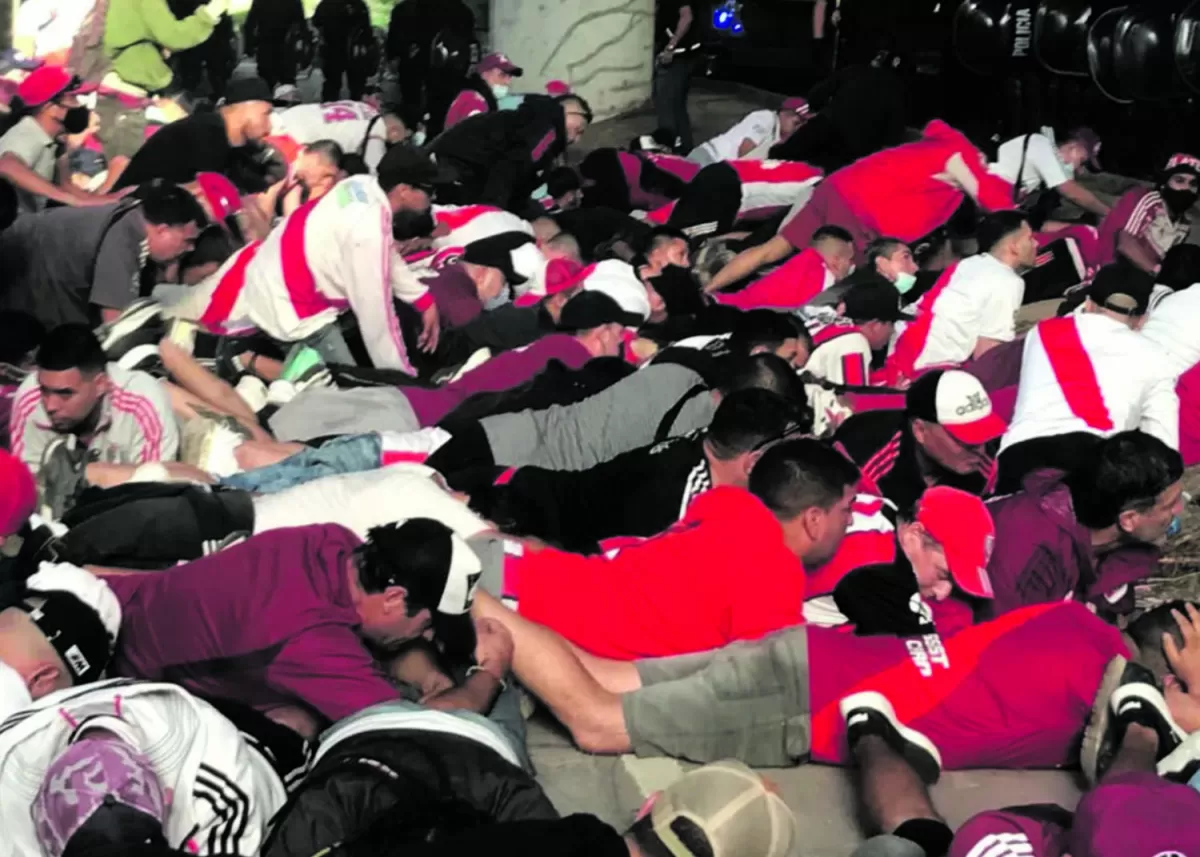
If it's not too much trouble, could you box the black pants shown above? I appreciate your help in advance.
[174,34,233,99]
[665,161,741,238]
[652,53,697,151]
[256,31,297,89]
[321,48,367,101]
[994,431,1101,495]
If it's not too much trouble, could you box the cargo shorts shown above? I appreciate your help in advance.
[621,627,811,768]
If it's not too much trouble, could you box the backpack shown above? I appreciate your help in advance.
[67,0,115,83]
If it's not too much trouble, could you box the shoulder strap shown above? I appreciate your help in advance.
[655,384,707,442]
[358,114,385,157]
[1012,133,1032,204]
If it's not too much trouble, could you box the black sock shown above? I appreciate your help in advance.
[892,818,953,857]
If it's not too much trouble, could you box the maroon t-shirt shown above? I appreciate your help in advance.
[103,524,399,722]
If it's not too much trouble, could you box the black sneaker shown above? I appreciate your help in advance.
[97,299,165,363]
[839,691,943,784]
[1082,658,1184,784]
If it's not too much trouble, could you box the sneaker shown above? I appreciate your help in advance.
[180,416,250,477]
[97,299,165,362]
[116,344,167,377]
[280,345,326,384]
[1158,729,1200,781]
[164,318,199,354]
[235,376,269,413]
[839,691,943,784]
[1082,658,1184,784]
[36,436,87,521]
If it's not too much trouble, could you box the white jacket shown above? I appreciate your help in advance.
[0,680,288,857]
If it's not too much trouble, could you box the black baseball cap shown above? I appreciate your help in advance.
[221,76,272,105]
[558,291,642,331]
[460,232,534,285]
[1087,263,1152,316]
[841,280,912,322]
[19,589,114,684]
[377,146,454,193]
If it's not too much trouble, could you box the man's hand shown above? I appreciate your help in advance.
[473,617,514,680]
[657,50,675,66]
[1164,603,1200,691]
[418,303,440,353]
[1165,677,1200,733]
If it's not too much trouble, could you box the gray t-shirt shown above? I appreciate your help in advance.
[0,202,148,326]
[0,116,58,214]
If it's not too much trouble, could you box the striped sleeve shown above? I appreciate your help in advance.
[9,378,50,472]
[1123,191,1163,239]
[111,373,178,463]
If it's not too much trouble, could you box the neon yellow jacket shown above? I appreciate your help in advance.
[103,0,217,92]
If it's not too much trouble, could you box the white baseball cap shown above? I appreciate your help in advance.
[905,369,1007,446]
[582,259,651,323]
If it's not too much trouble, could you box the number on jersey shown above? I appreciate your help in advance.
[321,101,368,123]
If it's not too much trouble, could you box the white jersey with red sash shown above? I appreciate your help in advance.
[431,204,534,251]
[172,176,433,375]
[806,321,873,387]
[270,101,388,170]
[881,254,1024,385]
[646,159,823,224]
[1000,313,1179,453]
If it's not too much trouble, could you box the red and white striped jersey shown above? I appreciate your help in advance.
[170,176,433,375]
[884,254,1025,384]
[431,204,534,251]
[9,364,178,473]
[806,321,873,387]
[1000,313,1178,452]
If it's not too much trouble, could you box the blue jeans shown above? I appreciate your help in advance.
[221,433,381,494]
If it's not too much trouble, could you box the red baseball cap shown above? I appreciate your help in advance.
[781,96,811,117]
[477,53,523,76]
[17,65,90,108]
[513,258,595,306]
[545,79,572,96]
[0,449,36,538]
[194,172,243,222]
[914,485,995,598]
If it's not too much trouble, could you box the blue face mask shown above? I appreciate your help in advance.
[1167,514,1183,539]
[490,83,511,100]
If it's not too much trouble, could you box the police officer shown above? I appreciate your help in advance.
[243,0,306,91]
[312,0,373,101]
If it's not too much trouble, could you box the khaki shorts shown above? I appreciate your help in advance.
[622,628,811,767]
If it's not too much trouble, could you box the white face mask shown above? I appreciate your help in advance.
[491,83,511,100]
[893,270,917,294]
[411,130,426,147]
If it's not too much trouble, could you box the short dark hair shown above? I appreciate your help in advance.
[728,310,812,357]
[1158,243,1200,292]
[716,352,806,401]
[138,180,207,228]
[812,225,854,247]
[340,153,370,176]
[749,437,861,519]
[304,138,345,170]
[865,237,908,267]
[707,389,809,460]
[1067,430,1184,529]
[1127,600,1199,682]
[976,210,1030,254]
[180,225,237,272]
[0,311,46,365]
[638,225,689,257]
[36,324,107,375]
[545,166,581,198]
[358,519,450,607]
[558,94,593,123]
[382,103,424,132]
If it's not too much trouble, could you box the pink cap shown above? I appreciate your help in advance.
[194,172,243,222]
[513,258,595,306]
[1165,152,1200,176]
[17,65,93,108]
[0,449,36,538]
[545,79,572,96]
[914,485,996,598]
[477,53,523,76]
[781,96,811,116]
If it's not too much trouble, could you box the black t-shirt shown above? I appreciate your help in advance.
[833,551,937,637]
[114,112,269,193]
[655,0,698,51]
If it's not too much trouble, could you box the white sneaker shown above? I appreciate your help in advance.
[235,376,269,413]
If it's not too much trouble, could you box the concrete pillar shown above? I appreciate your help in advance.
[490,0,654,120]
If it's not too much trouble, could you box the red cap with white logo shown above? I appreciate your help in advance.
[914,485,995,598]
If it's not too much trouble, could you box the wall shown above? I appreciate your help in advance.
[490,0,654,120]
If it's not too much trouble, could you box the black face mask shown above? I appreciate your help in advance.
[1160,185,1199,218]
[392,207,434,240]
[650,264,706,316]
[62,106,91,135]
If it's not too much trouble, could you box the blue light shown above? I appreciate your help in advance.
[713,7,732,28]
[731,19,744,33]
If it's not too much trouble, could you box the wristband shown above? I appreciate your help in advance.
[467,664,508,691]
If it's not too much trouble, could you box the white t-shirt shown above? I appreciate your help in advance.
[989,133,1071,198]
[1140,286,1200,377]
[252,463,489,540]
[272,101,387,170]
[14,0,91,58]
[1001,313,1179,452]
[696,109,780,162]
[905,253,1025,372]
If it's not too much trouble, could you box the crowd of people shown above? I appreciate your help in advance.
[1,29,1200,857]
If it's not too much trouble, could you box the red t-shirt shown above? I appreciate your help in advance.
[829,120,1015,242]
[808,601,1127,768]
[515,487,805,659]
